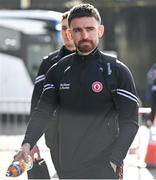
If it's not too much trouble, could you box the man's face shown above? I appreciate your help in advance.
[69,17,104,54]
[61,18,75,49]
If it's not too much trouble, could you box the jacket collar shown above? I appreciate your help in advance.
[75,48,100,62]
[57,46,75,59]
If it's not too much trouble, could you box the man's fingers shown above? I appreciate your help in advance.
[13,150,27,162]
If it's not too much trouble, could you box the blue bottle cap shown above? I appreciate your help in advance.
[6,171,12,177]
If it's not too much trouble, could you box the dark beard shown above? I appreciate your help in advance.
[77,40,95,53]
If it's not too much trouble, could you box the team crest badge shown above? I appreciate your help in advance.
[92,81,103,93]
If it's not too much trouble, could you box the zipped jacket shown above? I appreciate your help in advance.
[30,46,75,149]
[30,50,59,112]
[23,48,139,171]
[31,46,74,112]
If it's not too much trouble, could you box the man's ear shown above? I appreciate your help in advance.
[98,25,104,38]
[66,29,73,40]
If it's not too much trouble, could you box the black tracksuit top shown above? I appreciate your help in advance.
[30,50,58,112]
[30,46,75,150]
[23,49,139,171]
[31,46,74,112]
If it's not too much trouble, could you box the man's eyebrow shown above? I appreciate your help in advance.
[62,25,67,27]
[62,25,68,29]
[73,26,95,29]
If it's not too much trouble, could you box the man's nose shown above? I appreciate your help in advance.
[81,30,88,39]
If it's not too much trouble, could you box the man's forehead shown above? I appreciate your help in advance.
[70,17,99,28]
[62,18,68,24]
[61,21,68,28]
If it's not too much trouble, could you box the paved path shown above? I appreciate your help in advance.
[0,135,56,180]
[0,135,155,180]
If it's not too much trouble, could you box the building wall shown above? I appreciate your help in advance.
[0,0,21,9]
[115,7,156,104]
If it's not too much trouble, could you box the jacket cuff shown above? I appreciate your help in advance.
[109,157,123,167]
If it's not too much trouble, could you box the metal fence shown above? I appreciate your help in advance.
[0,98,31,135]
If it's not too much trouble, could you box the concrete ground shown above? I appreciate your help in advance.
[0,135,56,180]
[0,122,155,180]
[0,135,155,180]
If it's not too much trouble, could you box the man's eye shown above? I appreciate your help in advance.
[74,28,81,33]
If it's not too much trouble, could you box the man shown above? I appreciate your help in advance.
[27,11,75,178]
[31,11,75,113]
[30,11,75,148]
[145,63,156,106]
[14,4,139,179]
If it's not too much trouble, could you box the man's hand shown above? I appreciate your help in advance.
[30,145,41,161]
[13,143,31,162]
[110,161,117,173]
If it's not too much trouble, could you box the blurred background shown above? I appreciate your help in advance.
[0,0,156,179]
[1,0,156,104]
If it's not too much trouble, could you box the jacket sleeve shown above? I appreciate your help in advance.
[109,60,139,166]
[23,64,59,148]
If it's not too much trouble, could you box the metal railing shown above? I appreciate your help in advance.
[0,97,31,114]
[0,98,31,135]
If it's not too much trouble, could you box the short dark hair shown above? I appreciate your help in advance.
[68,4,101,27]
